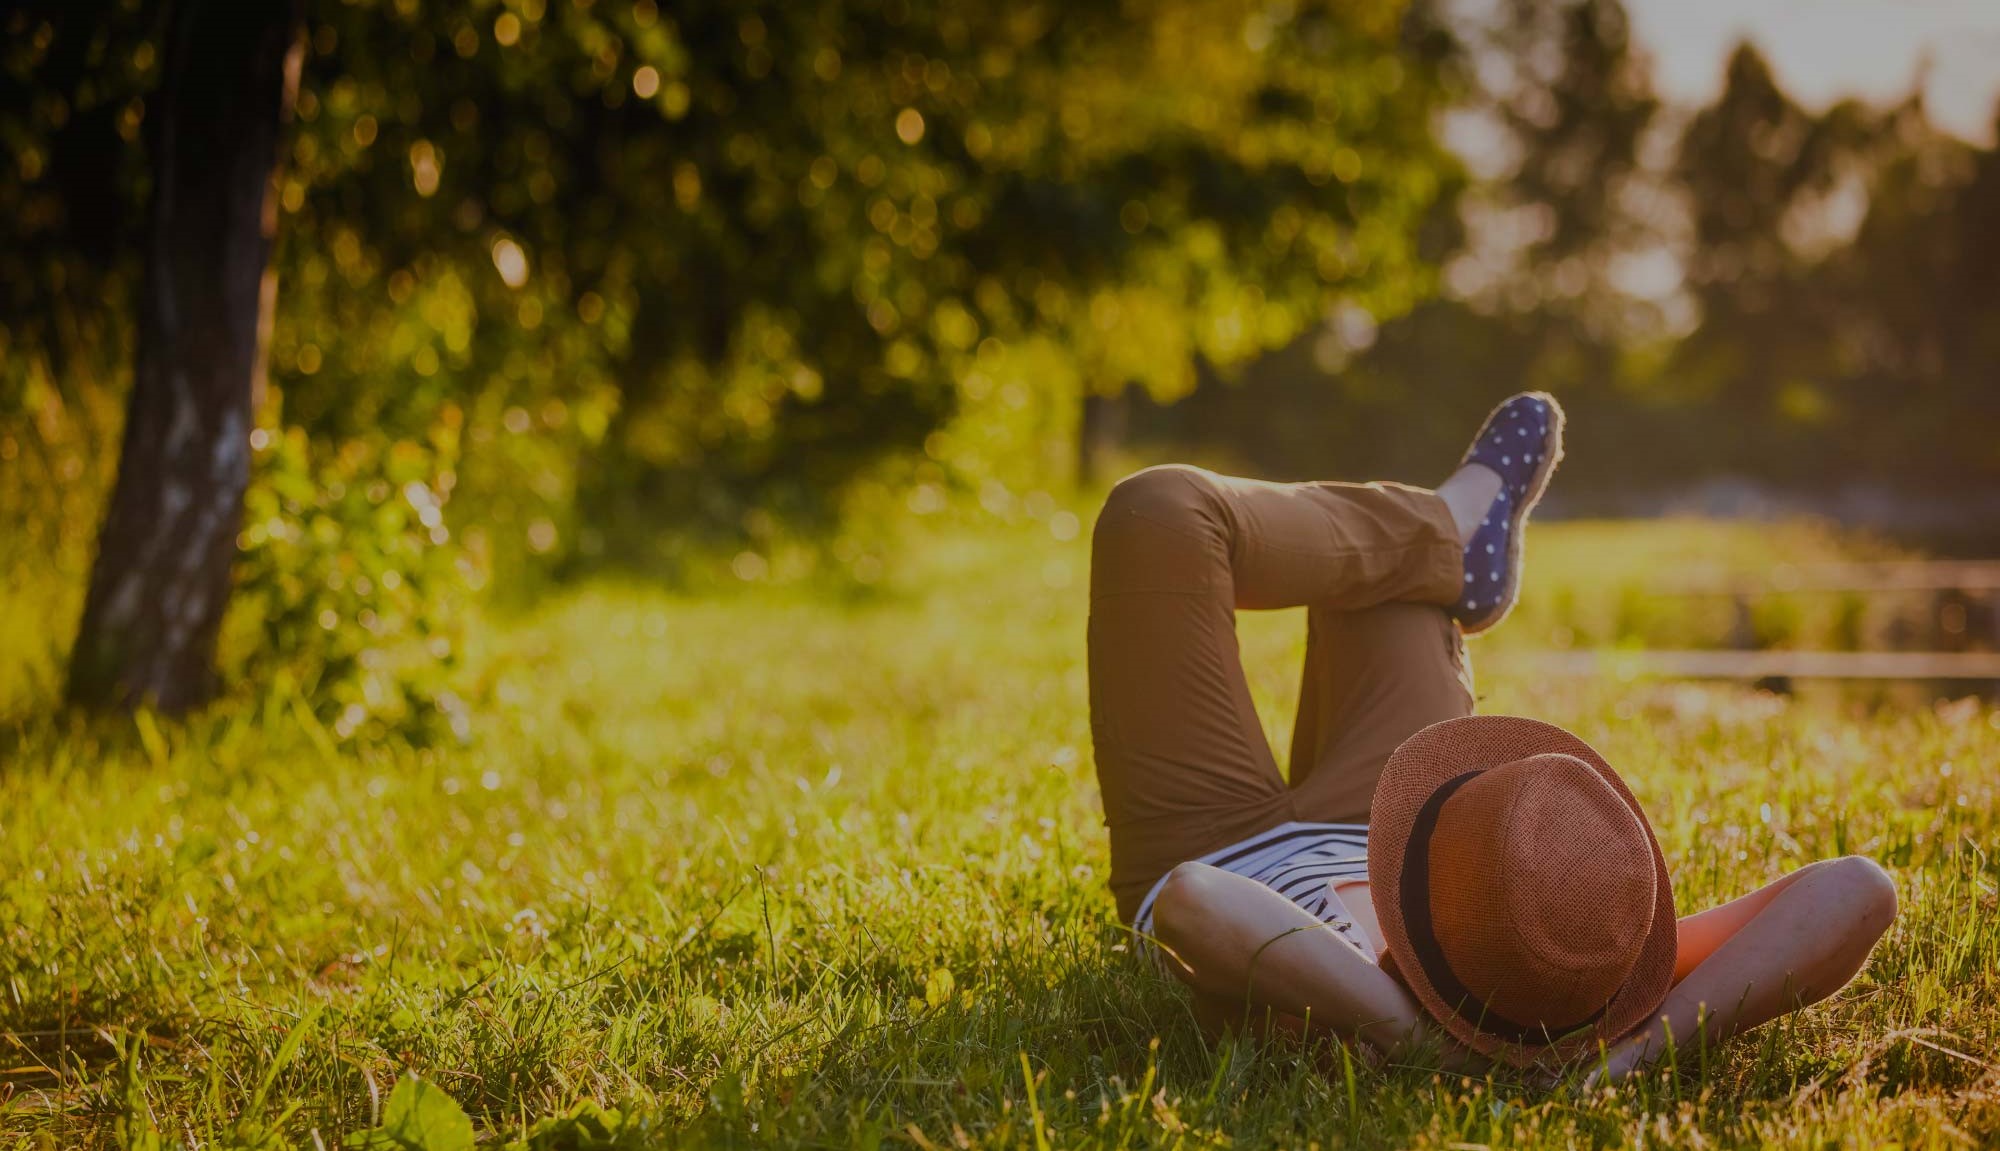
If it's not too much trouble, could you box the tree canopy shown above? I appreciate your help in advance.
[2,0,1457,716]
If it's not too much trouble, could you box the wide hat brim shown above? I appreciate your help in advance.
[1368,716,1676,1066]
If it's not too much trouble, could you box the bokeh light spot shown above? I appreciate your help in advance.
[491,237,529,288]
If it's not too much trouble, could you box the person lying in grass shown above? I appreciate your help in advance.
[1086,392,1897,1079]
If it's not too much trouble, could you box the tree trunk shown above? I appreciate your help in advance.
[66,0,303,712]
[1077,387,1130,489]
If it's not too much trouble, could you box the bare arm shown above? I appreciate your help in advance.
[1590,855,1898,1084]
[1150,862,1478,1067]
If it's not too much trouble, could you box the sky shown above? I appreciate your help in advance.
[1622,0,2000,143]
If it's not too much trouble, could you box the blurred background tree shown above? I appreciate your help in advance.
[1,0,1455,718]
[59,0,304,711]
[1128,0,1999,539]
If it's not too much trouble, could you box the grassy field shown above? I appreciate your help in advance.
[2,515,1997,1149]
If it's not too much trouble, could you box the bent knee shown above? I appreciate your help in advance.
[1803,856,1897,957]
[1092,467,1227,595]
[1098,465,1221,540]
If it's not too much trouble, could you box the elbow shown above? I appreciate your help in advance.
[1830,854,1899,941]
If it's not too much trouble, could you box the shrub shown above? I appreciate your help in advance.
[228,407,478,744]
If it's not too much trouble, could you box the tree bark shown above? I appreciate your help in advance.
[67,0,303,712]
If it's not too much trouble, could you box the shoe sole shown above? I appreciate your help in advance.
[1458,391,1565,637]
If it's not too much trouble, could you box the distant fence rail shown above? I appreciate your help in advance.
[1518,649,2000,681]
[1657,560,2000,595]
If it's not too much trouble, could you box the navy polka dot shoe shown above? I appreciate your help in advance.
[1448,391,1565,636]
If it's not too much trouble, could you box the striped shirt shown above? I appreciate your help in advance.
[1133,821,1374,957]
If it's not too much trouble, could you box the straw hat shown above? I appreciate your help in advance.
[1368,716,1676,1065]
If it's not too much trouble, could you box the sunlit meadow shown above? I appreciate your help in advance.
[2,514,1996,1148]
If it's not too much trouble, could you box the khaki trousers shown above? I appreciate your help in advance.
[1088,464,1476,923]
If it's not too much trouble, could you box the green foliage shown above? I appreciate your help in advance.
[513,1100,644,1150]
[0,358,117,718]
[280,0,1456,551]
[1,0,1458,564]
[230,412,476,744]
[345,1075,474,1151]
[0,517,1995,1149]
[1,0,1460,708]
